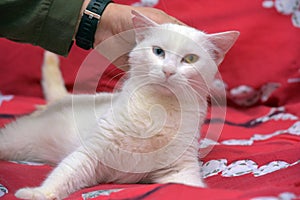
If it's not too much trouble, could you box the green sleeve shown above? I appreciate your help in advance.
[0,0,84,56]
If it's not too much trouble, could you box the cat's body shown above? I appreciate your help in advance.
[0,11,238,199]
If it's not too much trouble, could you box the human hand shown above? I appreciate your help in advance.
[94,3,184,45]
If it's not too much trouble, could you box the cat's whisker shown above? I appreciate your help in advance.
[184,79,209,91]
[181,85,210,101]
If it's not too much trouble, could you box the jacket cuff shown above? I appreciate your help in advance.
[38,0,84,56]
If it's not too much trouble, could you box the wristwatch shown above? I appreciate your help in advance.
[75,0,113,50]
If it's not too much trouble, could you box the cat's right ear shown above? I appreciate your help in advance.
[131,10,158,42]
[207,31,240,65]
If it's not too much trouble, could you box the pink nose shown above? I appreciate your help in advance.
[162,66,176,78]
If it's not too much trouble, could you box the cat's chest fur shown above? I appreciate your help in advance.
[88,85,204,175]
[118,91,180,152]
[96,85,203,155]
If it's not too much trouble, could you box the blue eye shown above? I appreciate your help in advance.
[152,46,165,58]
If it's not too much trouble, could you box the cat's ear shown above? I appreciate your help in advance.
[131,10,158,42]
[207,31,240,65]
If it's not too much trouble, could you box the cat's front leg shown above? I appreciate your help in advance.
[157,172,206,188]
[15,148,99,200]
[15,187,57,200]
[153,163,206,188]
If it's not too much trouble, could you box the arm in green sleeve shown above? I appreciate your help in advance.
[0,0,84,56]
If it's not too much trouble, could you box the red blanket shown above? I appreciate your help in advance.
[1,0,300,199]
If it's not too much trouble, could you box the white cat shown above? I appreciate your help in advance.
[0,11,239,200]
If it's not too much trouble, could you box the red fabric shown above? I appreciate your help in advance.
[1,0,300,199]
[0,101,299,199]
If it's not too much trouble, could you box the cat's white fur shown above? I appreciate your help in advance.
[0,11,239,200]
[41,52,68,102]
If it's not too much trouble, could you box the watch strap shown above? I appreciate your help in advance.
[75,0,112,50]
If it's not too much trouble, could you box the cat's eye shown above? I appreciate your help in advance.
[182,54,199,64]
[152,46,165,58]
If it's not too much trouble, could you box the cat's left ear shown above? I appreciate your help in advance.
[207,31,240,65]
[131,10,159,42]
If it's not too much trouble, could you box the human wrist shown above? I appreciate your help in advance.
[75,0,113,50]
[93,3,116,47]
[74,0,91,39]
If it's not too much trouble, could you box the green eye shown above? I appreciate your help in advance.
[182,54,199,64]
[152,46,165,58]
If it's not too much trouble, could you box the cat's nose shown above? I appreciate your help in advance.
[162,66,176,79]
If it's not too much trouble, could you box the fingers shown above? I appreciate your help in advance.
[133,7,186,26]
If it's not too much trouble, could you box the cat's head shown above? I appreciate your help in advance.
[128,10,239,96]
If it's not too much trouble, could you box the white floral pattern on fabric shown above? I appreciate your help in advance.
[201,107,299,147]
[132,0,159,7]
[0,92,13,107]
[275,0,299,14]
[255,107,298,123]
[228,83,280,107]
[82,189,123,199]
[262,0,300,28]
[222,160,258,177]
[288,121,300,135]
[199,138,220,148]
[251,192,300,200]
[202,159,227,178]
[292,10,300,27]
[212,79,281,107]
[288,77,300,83]
[0,184,8,197]
[202,159,300,178]
[221,121,300,146]
[253,161,290,177]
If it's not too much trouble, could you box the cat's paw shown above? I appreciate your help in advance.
[187,180,207,188]
[15,187,57,200]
